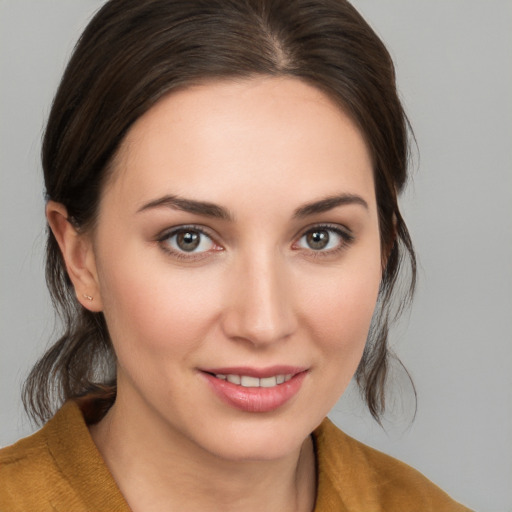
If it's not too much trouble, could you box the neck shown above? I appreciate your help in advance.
[89,388,316,512]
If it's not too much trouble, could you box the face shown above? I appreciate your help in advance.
[88,77,382,461]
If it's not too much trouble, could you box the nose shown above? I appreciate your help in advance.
[220,251,297,347]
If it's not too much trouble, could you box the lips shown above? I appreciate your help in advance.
[200,366,308,413]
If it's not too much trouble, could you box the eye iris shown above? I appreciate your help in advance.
[307,230,329,250]
[176,231,200,251]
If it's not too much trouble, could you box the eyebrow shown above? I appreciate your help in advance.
[137,195,234,220]
[137,192,368,220]
[293,193,368,218]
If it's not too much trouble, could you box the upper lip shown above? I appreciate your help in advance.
[199,366,308,378]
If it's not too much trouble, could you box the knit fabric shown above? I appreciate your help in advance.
[0,401,472,511]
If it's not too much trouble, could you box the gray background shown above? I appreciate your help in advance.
[1,1,511,511]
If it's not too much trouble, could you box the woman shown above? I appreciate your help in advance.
[0,0,472,510]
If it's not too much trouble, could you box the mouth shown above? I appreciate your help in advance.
[209,373,294,388]
[199,366,308,413]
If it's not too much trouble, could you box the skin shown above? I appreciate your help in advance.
[48,77,383,511]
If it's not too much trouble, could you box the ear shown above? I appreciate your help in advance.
[46,201,103,312]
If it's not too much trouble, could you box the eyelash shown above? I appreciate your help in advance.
[156,225,220,261]
[155,223,354,261]
[293,224,355,259]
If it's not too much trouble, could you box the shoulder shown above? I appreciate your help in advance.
[0,424,53,483]
[0,401,129,512]
[313,418,473,511]
[0,407,78,510]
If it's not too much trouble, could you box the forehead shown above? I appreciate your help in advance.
[104,77,375,213]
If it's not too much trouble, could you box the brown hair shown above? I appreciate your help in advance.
[24,0,416,425]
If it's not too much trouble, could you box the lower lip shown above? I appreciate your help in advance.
[201,371,307,413]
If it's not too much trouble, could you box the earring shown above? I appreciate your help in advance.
[83,294,94,301]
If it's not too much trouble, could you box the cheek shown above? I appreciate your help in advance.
[302,256,382,367]
[308,276,381,419]
[96,249,223,363]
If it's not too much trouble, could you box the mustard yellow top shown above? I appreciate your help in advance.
[0,401,472,511]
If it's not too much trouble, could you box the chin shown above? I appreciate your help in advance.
[184,411,319,463]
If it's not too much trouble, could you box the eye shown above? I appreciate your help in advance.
[158,226,218,255]
[295,225,353,253]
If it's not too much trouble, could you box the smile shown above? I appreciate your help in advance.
[200,367,308,413]
[214,374,293,387]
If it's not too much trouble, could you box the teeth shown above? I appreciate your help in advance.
[215,373,294,387]
[226,374,241,385]
[260,376,277,387]
[240,376,260,387]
